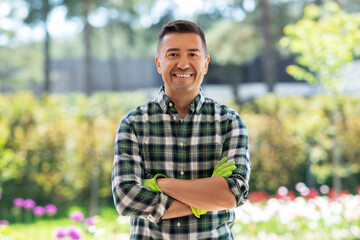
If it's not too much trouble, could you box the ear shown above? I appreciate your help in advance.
[204,55,210,75]
[155,56,162,74]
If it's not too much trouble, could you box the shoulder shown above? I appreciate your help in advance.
[121,99,161,124]
[203,97,241,119]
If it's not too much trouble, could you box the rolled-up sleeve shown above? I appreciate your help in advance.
[112,117,174,224]
[223,112,251,207]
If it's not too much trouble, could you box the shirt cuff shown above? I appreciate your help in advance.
[147,192,174,224]
[224,176,249,207]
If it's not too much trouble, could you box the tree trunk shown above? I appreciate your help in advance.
[43,0,51,93]
[83,0,93,95]
[82,0,98,214]
[258,0,276,93]
[332,131,342,194]
[44,28,51,93]
[331,98,342,194]
[306,143,315,188]
[106,21,120,91]
[88,117,99,216]
[232,66,244,103]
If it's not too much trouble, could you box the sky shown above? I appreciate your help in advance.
[0,0,257,45]
[0,0,207,45]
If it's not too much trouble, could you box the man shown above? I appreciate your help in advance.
[112,20,251,239]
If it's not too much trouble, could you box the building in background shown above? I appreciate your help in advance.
[37,58,360,103]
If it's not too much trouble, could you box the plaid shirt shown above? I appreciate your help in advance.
[112,86,251,240]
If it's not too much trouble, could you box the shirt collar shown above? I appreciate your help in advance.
[156,86,205,114]
[157,86,170,112]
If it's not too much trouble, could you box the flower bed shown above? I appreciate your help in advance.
[233,184,360,239]
[1,184,359,240]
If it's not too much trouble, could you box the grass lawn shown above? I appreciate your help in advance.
[2,199,360,240]
[2,207,131,240]
[7,217,130,240]
[3,219,360,240]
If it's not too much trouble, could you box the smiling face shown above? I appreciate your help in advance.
[155,33,210,99]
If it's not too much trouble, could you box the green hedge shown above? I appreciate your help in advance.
[1,92,359,213]
[0,92,147,216]
[229,94,360,194]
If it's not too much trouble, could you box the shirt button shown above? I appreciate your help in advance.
[147,215,155,222]
[172,115,177,121]
[180,171,184,176]
[169,102,173,107]
[179,142,183,147]
[177,222,181,227]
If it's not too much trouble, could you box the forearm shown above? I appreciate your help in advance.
[162,200,193,219]
[112,181,173,222]
[157,176,236,211]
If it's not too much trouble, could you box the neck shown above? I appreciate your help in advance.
[165,89,199,119]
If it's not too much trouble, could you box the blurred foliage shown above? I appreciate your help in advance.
[206,19,261,65]
[0,92,147,213]
[280,1,360,93]
[228,94,360,194]
[0,43,42,91]
[1,92,360,213]
[2,0,360,92]
[280,1,360,192]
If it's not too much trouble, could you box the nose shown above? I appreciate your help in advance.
[177,55,190,70]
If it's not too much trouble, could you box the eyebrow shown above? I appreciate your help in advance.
[188,48,200,52]
[165,48,201,53]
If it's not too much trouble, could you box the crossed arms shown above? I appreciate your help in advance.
[159,176,236,219]
[112,115,251,224]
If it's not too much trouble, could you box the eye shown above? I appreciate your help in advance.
[190,53,198,57]
[168,53,178,57]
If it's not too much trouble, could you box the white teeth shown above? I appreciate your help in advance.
[175,74,191,77]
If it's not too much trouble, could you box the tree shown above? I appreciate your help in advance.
[281,1,360,92]
[206,20,261,101]
[103,0,158,91]
[258,0,276,92]
[23,0,58,93]
[62,0,104,95]
[280,1,360,192]
[0,43,43,91]
[59,0,105,215]
[203,0,307,93]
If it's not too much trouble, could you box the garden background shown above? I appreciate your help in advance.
[1,0,360,239]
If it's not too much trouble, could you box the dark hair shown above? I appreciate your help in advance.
[157,20,207,55]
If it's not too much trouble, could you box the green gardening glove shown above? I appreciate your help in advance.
[190,206,208,218]
[191,157,237,218]
[143,173,168,193]
[211,157,236,177]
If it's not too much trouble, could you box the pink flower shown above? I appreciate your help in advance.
[54,227,68,238]
[45,204,57,215]
[67,226,82,240]
[276,186,288,199]
[319,185,330,194]
[85,217,97,226]
[13,198,24,207]
[33,206,45,216]
[69,211,84,222]
[23,199,36,209]
[0,220,9,225]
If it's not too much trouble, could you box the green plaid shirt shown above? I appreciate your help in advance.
[112,86,251,240]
